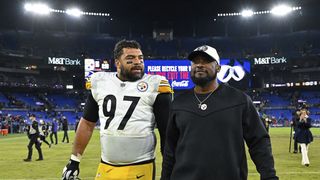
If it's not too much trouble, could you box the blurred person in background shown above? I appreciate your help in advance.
[62,116,69,143]
[291,110,300,153]
[295,108,313,166]
[24,114,43,161]
[263,115,273,132]
[50,118,58,145]
[39,119,51,148]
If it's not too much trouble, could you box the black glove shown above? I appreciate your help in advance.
[62,159,80,180]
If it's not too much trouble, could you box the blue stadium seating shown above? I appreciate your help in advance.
[1,30,320,59]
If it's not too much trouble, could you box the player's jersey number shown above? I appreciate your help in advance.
[103,95,140,130]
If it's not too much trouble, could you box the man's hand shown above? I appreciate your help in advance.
[62,159,80,180]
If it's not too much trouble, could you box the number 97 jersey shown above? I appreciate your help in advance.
[90,72,172,165]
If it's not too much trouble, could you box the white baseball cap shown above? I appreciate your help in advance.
[188,45,220,65]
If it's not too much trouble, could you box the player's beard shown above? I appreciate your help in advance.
[191,70,217,87]
[120,65,144,81]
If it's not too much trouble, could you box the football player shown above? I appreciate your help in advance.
[62,40,172,180]
[39,119,51,148]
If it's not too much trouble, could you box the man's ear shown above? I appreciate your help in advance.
[115,59,120,67]
[216,65,221,72]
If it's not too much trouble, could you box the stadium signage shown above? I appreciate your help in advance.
[144,60,195,89]
[217,65,245,82]
[144,59,251,90]
[48,57,81,66]
[254,57,287,65]
[171,80,189,88]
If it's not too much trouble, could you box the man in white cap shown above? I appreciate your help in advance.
[161,45,278,180]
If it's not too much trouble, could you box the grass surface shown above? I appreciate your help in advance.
[0,127,319,179]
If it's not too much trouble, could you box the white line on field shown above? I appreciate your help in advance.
[0,136,28,141]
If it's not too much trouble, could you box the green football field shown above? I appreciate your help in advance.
[0,127,319,180]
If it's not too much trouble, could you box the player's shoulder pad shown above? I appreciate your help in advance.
[146,74,173,94]
[90,72,116,88]
[91,71,115,82]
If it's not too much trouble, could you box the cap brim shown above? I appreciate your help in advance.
[188,51,215,62]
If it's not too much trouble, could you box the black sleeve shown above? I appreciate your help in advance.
[153,93,172,155]
[161,110,179,180]
[33,121,39,136]
[306,118,312,128]
[83,92,99,123]
[26,125,30,136]
[243,96,278,180]
[297,118,312,129]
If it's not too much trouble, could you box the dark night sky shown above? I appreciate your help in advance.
[0,0,319,36]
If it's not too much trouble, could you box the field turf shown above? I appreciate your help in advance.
[0,127,319,179]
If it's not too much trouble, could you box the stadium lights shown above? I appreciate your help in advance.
[24,3,52,15]
[66,8,82,17]
[217,5,301,17]
[241,9,254,17]
[24,3,110,17]
[271,5,293,16]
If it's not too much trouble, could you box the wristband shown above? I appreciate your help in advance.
[71,154,82,162]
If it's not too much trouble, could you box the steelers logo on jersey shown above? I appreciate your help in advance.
[137,81,148,92]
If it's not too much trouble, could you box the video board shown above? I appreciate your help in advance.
[144,59,251,90]
[84,58,111,89]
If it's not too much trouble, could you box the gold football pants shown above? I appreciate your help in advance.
[95,161,155,180]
